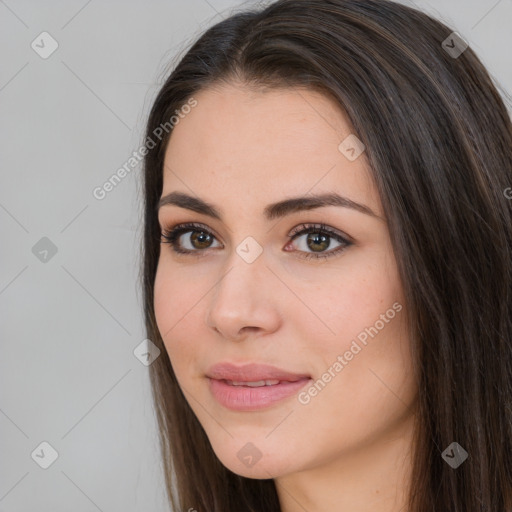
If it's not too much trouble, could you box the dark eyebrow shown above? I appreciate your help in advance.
[156,191,379,220]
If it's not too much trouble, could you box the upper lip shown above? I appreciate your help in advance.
[206,362,311,382]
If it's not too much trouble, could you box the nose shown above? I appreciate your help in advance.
[205,252,282,342]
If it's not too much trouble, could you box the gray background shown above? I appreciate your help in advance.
[1,0,510,511]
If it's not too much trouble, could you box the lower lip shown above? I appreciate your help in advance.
[208,377,311,411]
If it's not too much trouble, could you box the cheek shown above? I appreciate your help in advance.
[294,250,404,358]
[291,248,412,414]
[153,256,202,329]
[153,265,174,335]
[312,273,411,412]
[153,263,200,369]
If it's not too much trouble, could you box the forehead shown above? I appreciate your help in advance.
[161,83,380,217]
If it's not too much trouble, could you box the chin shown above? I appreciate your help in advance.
[211,443,297,480]
[226,458,291,480]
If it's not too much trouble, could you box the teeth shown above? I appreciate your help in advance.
[227,379,280,387]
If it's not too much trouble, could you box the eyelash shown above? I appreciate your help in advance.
[160,222,353,261]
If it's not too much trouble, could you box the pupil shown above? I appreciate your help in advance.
[308,233,329,252]
[192,231,211,248]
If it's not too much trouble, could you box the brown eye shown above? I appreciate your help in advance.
[160,222,221,255]
[161,221,353,261]
[305,232,330,252]
[287,223,353,261]
[188,230,214,250]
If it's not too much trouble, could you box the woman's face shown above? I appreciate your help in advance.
[154,83,416,479]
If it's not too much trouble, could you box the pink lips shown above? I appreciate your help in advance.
[206,363,311,411]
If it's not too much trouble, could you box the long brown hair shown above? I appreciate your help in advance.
[140,1,512,510]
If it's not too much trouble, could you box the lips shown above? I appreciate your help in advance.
[227,379,280,387]
[206,362,311,411]
[206,362,310,383]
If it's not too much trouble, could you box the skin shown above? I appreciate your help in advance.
[154,83,418,512]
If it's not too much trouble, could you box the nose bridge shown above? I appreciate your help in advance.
[216,232,268,296]
[206,242,279,339]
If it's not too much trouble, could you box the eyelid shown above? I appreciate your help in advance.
[287,222,354,243]
[159,220,351,242]
[160,221,354,260]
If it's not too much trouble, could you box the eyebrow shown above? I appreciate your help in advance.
[156,191,379,221]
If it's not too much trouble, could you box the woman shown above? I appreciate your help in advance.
[140,0,512,510]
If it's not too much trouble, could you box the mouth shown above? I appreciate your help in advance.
[225,379,282,387]
[206,362,311,382]
[206,362,312,411]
